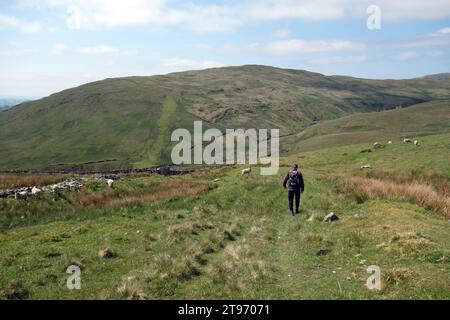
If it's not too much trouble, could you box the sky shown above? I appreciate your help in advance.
[1,0,450,97]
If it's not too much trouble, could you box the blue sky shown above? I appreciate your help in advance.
[1,0,450,97]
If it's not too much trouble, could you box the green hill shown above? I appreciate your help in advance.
[1,65,449,170]
[288,100,450,152]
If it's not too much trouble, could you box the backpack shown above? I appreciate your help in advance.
[288,171,300,188]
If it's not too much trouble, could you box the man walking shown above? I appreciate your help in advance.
[283,164,305,215]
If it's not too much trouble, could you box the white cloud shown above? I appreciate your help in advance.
[391,51,420,61]
[26,0,450,32]
[162,58,225,70]
[272,28,292,39]
[52,43,68,54]
[76,45,120,54]
[0,13,42,33]
[370,0,450,21]
[437,27,450,35]
[49,44,138,55]
[262,39,365,55]
[0,47,39,56]
[75,45,137,55]
[394,26,450,49]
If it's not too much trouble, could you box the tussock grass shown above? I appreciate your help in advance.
[0,280,29,300]
[0,174,70,189]
[384,268,414,286]
[338,175,450,218]
[116,277,147,300]
[351,170,450,196]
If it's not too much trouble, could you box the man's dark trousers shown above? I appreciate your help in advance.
[288,189,301,213]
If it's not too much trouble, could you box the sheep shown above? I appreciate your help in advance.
[361,164,372,169]
[388,141,393,144]
[414,140,420,146]
[373,142,382,149]
[403,138,412,143]
[107,179,114,188]
[241,167,252,177]
[31,186,42,195]
[15,191,28,200]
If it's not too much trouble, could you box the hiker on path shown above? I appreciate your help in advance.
[282,164,305,216]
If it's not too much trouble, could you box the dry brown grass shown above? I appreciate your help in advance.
[65,179,207,209]
[338,175,450,218]
[350,170,450,196]
[0,174,70,189]
[116,277,147,300]
[384,268,414,286]
[109,184,206,207]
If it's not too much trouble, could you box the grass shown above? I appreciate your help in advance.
[0,132,449,299]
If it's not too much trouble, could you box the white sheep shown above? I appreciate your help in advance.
[388,141,392,144]
[403,138,412,143]
[31,186,42,195]
[107,179,114,188]
[414,140,420,146]
[361,164,372,169]
[241,167,252,176]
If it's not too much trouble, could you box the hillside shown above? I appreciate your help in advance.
[288,100,450,152]
[1,65,450,170]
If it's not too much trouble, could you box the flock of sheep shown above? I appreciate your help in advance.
[361,137,421,169]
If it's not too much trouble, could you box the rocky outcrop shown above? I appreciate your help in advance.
[0,178,83,199]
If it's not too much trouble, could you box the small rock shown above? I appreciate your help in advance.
[316,249,332,256]
[323,212,339,222]
[15,191,28,200]
[98,248,116,259]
